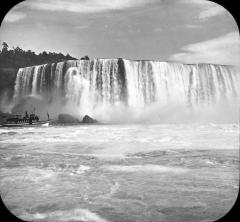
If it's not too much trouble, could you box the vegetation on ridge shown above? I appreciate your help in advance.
[0,42,77,69]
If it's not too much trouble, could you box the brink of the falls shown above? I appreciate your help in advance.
[11,59,240,123]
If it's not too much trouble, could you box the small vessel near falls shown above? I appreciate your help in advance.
[1,112,50,127]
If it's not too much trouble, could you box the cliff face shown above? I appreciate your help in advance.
[0,68,18,97]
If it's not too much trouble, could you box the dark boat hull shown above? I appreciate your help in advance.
[1,120,50,127]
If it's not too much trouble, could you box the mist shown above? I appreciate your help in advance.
[4,93,238,124]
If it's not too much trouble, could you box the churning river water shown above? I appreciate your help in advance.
[0,124,239,222]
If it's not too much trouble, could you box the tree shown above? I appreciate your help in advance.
[1,42,9,53]
[0,42,78,69]
[66,53,72,60]
[2,42,8,50]
[14,46,23,53]
[80,55,90,60]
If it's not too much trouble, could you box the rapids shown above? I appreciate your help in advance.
[0,124,239,222]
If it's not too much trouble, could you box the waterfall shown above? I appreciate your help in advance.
[12,59,240,122]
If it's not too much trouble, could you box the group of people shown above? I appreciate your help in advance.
[6,112,39,124]
[6,111,50,124]
[23,112,39,124]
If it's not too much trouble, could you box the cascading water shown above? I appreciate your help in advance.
[12,59,240,122]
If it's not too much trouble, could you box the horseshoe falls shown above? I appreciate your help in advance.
[12,59,240,123]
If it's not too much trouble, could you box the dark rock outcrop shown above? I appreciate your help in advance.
[80,55,90,60]
[58,113,80,124]
[82,115,98,124]
[0,68,18,108]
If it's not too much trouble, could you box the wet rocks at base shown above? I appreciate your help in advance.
[57,114,98,124]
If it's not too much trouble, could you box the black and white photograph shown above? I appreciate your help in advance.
[0,0,239,221]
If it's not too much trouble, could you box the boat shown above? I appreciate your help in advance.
[1,112,51,127]
[1,120,50,127]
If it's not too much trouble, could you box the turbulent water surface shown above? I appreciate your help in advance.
[0,124,239,222]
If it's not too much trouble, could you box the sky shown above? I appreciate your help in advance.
[0,0,239,66]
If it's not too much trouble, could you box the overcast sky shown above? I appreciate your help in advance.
[0,0,239,66]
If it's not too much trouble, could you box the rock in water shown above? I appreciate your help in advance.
[82,115,98,123]
[58,114,80,124]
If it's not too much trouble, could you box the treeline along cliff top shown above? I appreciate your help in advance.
[0,42,78,69]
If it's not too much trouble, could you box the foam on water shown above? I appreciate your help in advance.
[0,167,55,184]
[76,165,91,174]
[26,168,55,182]
[0,124,238,158]
[102,164,189,173]
[0,164,91,187]
[109,182,120,195]
[0,124,238,222]
[20,208,108,222]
